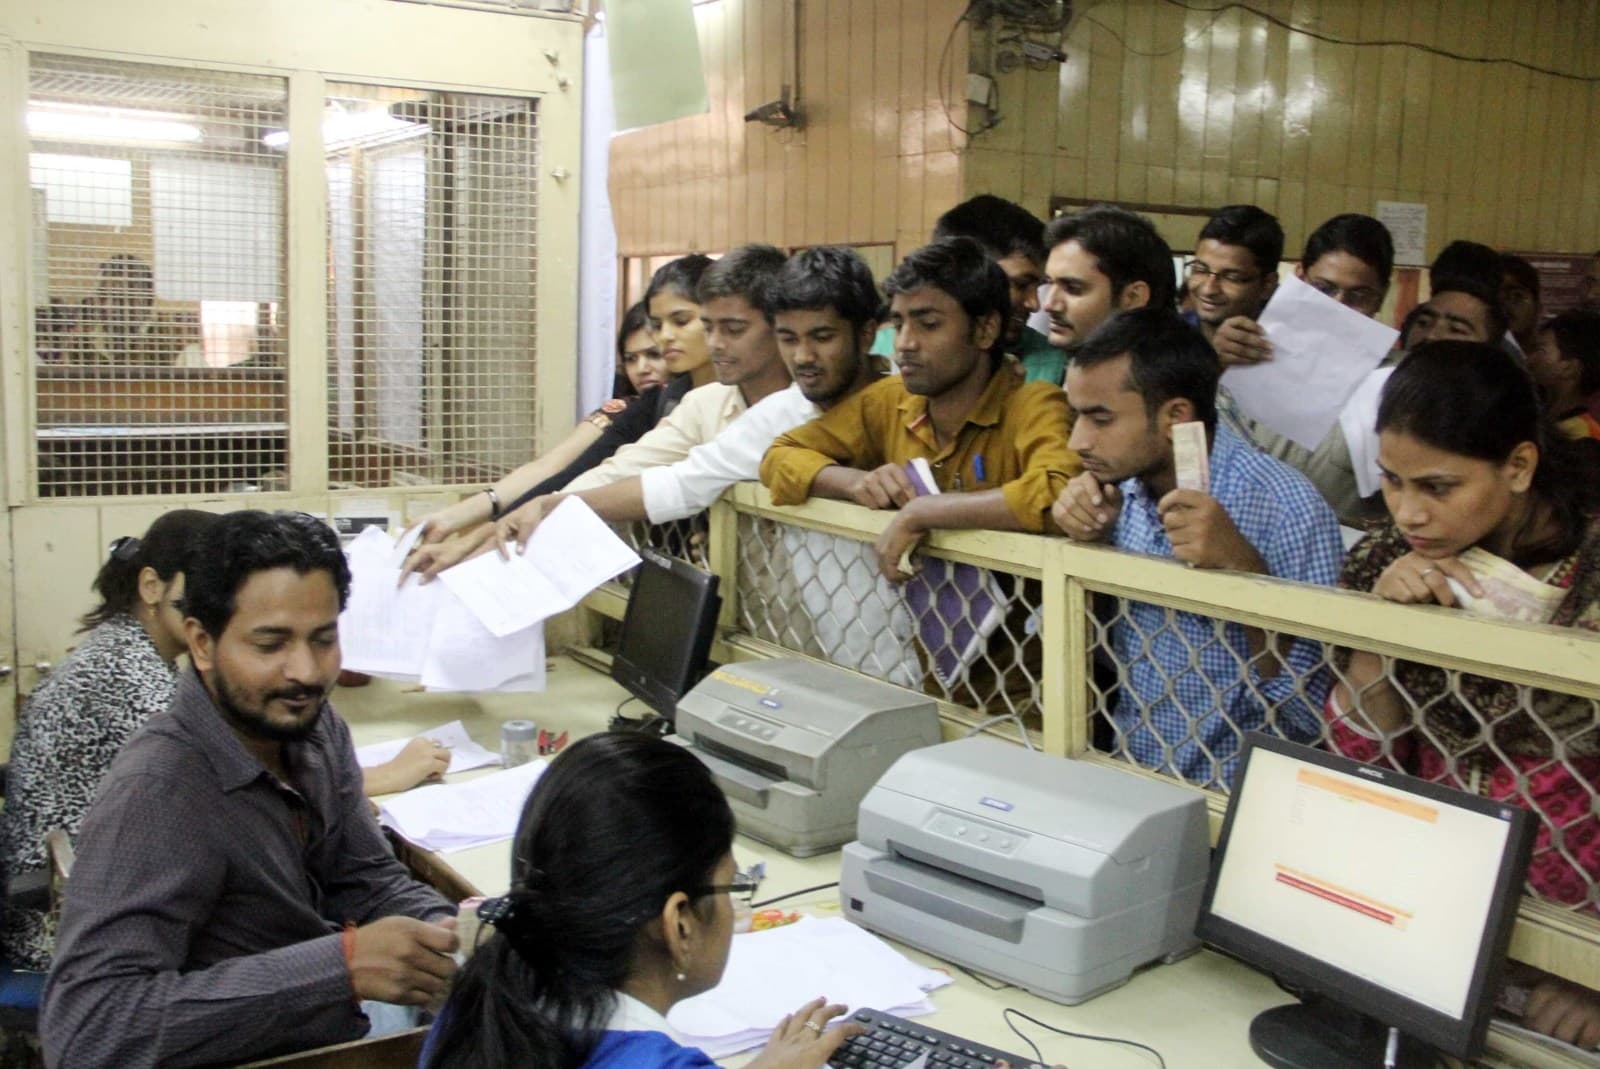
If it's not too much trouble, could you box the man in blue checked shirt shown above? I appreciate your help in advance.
[1051,307,1344,787]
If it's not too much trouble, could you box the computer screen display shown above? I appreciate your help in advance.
[610,548,720,721]
[1198,733,1534,1063]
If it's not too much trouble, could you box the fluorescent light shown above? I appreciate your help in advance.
[28,103,202,145]
[261,107,423,151]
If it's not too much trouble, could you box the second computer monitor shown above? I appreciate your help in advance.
[1197,733,1534,1068]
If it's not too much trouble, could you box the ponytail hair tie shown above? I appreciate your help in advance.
[109,536,142,563]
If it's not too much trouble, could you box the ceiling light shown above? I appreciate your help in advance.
[27,103,202,145]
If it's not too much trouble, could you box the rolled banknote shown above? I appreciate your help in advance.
[1445,547,1565,624]
[1172,421,1210,493]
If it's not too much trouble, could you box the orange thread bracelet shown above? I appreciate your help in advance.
[342,921,357,972]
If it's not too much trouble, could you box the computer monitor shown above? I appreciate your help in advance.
[610,547,721,722]
[1197,733,1535,1068]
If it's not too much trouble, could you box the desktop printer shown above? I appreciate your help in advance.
[840,737,1209,1005]
[674,659,941,857]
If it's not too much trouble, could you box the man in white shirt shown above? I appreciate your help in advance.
[500,246,885,538]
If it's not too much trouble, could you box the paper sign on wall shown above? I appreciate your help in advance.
[1376,201,1428,267]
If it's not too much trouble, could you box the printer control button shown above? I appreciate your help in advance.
[954,825,967,836]
[998,838,1013,850]
[977,833,989,842]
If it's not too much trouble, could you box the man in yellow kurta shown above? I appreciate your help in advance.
[760,237,1079,580]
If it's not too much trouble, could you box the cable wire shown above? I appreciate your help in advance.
[750,881,839,909]
[1151,0,1600,83]
[1003,1007,1169,1069]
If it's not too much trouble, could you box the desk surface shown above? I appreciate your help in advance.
[335,661,1290,1069]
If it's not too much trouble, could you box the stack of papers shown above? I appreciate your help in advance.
[353,720,500,775]
[377,758,548,852]
[668,917,952,1058]
[338,498,640,692]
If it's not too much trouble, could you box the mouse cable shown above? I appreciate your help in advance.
[1003,1007,1168,1069]
[750,882,839,909]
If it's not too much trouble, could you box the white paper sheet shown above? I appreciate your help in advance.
[340,526,439,678]
[1221,274,1399,452]
[668,917,952,1058]
[352,719,500,775]
[436,499,640,639]
[1338,365,1395,499]
[378,758,549,852]
[419,587,546,692]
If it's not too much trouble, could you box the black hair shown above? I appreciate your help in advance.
[612,301,655,399]
[1068,307,1220,434]
[1427,277,1510,342]
[1500,252,1541,301]
[696,244,788,306]
[1378,341,1599,563]
[1043,205,1177,312]
[1397,301,1431,351]
[183,511,351,638]
[80,509,219,632]
[1542,307,1600,396]
[1198,204,1284,275]
[932,195,1046,269]
[1429,239,1501,295]
[884,237,1011,368]
[1302,213,1395,288]
[423,733,736,1069]
[644,255,714,308]
[762,245,881,331]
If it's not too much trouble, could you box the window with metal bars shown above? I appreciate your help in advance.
[27,53,289,498]
[325,84,540,490]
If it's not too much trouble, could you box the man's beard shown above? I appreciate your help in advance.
[214,669,324,743]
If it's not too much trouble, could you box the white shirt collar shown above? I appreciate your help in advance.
[607,991,685,1042]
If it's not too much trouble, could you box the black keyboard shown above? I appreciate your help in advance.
[830,1008,1041,1069]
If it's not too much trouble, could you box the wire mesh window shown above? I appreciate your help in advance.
[28,54,288,497]
[734,514,1044,735]
[326,84,540,489]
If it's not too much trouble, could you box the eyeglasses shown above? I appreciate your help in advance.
[691,863,765,906]
[1307,277,1383,313]
[1184,260,1262,287]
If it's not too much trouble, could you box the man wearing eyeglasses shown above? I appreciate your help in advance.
[1206,212,1398,523]
[1183,205,1284,355]
[1208,212,1394,367]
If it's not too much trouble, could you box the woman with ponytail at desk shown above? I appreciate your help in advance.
[422,732,858,1069]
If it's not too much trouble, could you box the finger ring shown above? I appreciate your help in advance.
[1419,567,1437,577]
[804,1021,823,1034]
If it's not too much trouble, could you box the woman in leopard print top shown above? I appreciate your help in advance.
[0,510,216,971]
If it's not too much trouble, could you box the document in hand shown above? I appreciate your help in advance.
[377,757,548,852]
[668,916,952,1057]
[1222,273,1399,451]
[898,460,1011,689]
[436,497,641,638]
[1445,548,1567,625]
[338,500,639,691]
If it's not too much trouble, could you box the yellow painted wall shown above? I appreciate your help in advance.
[965,0,1600,259]
[607,0,972,258]
[613,1,1600,262]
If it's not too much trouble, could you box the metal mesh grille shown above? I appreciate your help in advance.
[1088,595,1600,916]
[28,54,288,497]
[326,84,540,490]
[721,501,1600,915]
[734,514,1044,736]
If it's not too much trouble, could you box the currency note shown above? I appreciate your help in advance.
[1172,421,1210,493]
[1445,547,1565,624]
